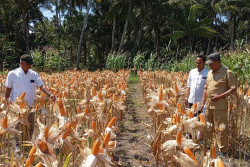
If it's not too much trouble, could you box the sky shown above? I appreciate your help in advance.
[29,7,54,33]
[40,7,55,20]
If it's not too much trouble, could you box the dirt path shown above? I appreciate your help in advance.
[113,75,157,167]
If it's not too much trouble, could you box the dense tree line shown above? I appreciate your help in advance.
[0,0,249,70]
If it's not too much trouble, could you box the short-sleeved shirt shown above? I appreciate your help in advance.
[204,66,237,110]
[5,67,44,107]
[187,68,209,103]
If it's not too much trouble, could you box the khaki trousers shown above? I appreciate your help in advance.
[205,108,229,152]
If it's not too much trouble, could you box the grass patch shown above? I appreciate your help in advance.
[129,72,139,84]
[0,71,7,75]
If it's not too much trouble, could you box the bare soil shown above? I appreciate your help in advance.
[113,77,159,167]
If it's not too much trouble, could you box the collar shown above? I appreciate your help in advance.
[19,67,30,75]
[197,67,206,73]
[212,66,223,74]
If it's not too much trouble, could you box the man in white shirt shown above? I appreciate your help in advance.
[5,54,56,151]
[185,55,209,110]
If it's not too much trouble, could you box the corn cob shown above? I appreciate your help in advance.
[34,163,43,167]
[183,146,197,163]
[211,145,216,159]
[76,107,81,114]
[25,155,35,167]
[159,86,163,101]
[92,140,101,156]
[199,113,205,124]
[107,117,117,128]
[176,131,182,145]
[2,116,7,129]
[102,132,111,148]
[58,99,66,117]
[84,107,89,115]
[20,92,26,101]
[45,126,49,140]
[29,146,36,157]
[91,121,96,131]
[216,158,225,167]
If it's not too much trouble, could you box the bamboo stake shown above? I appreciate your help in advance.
[3,133,6,155]
[7,134,10,157]
[243,106,247,161]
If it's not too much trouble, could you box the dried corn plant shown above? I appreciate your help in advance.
[138,70,249,167]
[0,70,130,166]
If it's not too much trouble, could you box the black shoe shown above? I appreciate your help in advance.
[200,138,204,144]
[218,151,227,157]
[15,144,20,156]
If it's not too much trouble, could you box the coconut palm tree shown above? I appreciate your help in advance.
[76,0,93,70]
[171,4,216,53]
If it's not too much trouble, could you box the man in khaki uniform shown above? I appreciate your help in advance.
[201,53,237,154]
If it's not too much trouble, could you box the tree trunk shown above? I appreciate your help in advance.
[76,0,92,70]
[230,14,236,50]
[188,35,193,54]
[14,25,19,52]
[83,41,87,66]
[136,23,143,46]
[69,0,73,65]
[55,0,60,50]
[111,15,116,51]
[207,15,216,55]
[23,12,30,54]
[155,26,161,59]
[133,5,145,50]
[206,38,211,55]
[63,40,67,69]
[176,43,180,56]
[246,20,249,44]
[118,15,129,53]
[214,15,218,51]
[133,22,143,51]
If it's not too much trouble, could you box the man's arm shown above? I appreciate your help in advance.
[211,88,236,102]
[185,87,190,105]
[40,85,56,101]
[185,71,192,105]
[201,89,207,109]
[5,87,12,106]
[211,70,237,102]
[5,72,12,103]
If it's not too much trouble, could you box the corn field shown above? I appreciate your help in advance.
[0,69,249,166]
[0,70,130,166]
[138,70,249,166]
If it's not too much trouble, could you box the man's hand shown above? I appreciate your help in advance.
[50,94,56,101]
[201,104,205,111]
[40,85,56,101]
[211,94,221,102]
[5,98,10,108]
[185,98,188,106]
[185,87,190,106]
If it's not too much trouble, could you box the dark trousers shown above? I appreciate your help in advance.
[15,111,35,145]
[189,103,202,116]
[189,103,193,108]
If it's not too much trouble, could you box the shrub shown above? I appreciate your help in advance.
[32,50,71,72]
[106,53,130,70]
[133,53,145,70]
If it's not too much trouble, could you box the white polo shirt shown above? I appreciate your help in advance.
[187,67,209,104]
[5,67,44,107]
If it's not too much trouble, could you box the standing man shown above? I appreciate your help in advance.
[185,55,209,110]
[5,54,56,151]
[201,53,237,155]
[5,54,56,107]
